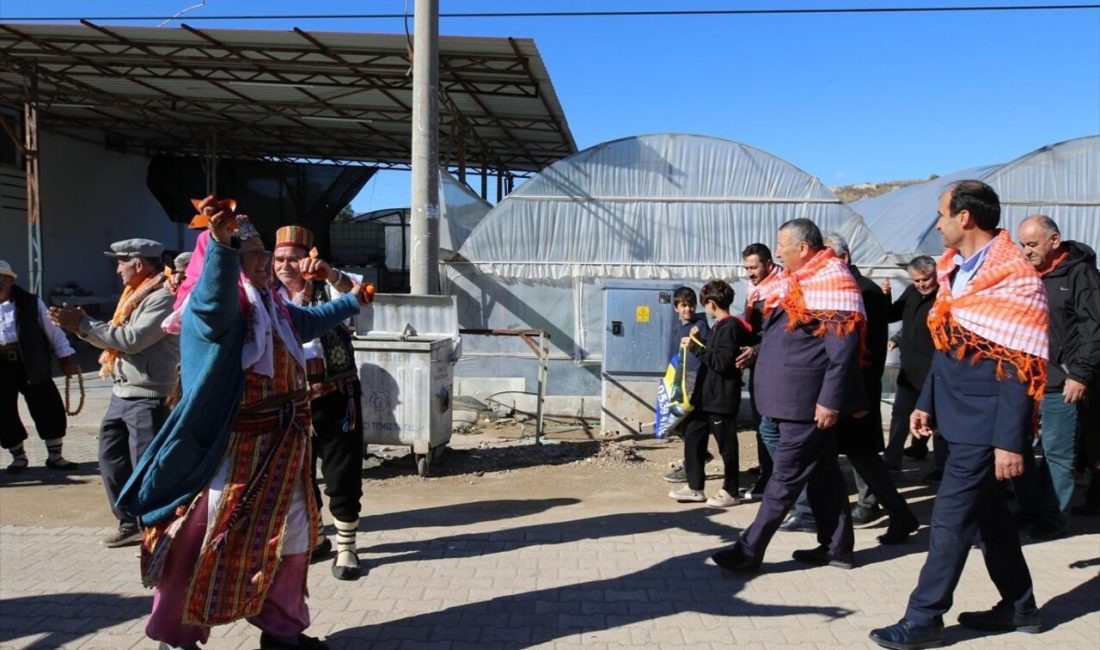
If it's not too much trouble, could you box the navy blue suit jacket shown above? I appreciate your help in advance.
[754,309,866,421]
[916,350,1034,454]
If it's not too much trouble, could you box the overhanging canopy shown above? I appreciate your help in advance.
[0,22,576,173]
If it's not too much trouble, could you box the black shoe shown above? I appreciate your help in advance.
[1028,520,1066,541]
[310,536,333,562]
[902,446,929,460]
[778,513,817,533]
[710,546,761,572]
[921,469,943,485]
[878,515,920,545]
[869,619,945,649]
[792,544,854,569]
[852,504,885,526]
[259,632,330,649]
[957,602,1041,633]
[157,643,200,650]
[45,457,79,470]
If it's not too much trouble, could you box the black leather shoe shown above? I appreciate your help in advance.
[259,632,330,649]
[852,504,885,526]
[792,544,854,569]
[878,515,920,545]
[778,513,817,533]
[958,602,1041,633]
[710,546,761,572]
[869,618,945,649]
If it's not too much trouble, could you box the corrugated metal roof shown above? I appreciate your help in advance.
[0,22,576,173]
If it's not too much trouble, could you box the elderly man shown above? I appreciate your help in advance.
[870,181,1048,648]
[1,260,80,473]
[117,202,372,650]
[881,256,944,478]
[272,225,365,580]
[710,218,865,572]
[1014,214,1100,540]
[50,239,178,548]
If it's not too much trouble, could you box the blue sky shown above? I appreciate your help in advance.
[3,0,1098,214]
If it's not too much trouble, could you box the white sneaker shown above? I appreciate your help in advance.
[668,487,706,502]
[707,489,742,508]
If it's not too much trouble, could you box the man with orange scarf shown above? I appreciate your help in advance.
[711,218,866,572]
[871,181,1049,649]
[50,238,179,549]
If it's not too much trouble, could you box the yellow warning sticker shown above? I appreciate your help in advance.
[636,305,651,323]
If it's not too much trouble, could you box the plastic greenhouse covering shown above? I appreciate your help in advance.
[453,133,889,280]
[442,134,892,399]
[854,135,1100,258]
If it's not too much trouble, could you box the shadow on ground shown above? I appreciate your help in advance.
[0,593,150,649]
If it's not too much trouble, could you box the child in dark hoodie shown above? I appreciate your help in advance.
[668,280,751,507]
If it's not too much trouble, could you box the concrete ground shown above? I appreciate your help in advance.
[1,371,1098,649]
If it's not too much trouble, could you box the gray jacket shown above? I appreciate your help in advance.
[78,287,179,398]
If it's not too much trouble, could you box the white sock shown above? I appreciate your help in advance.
[334,519,358,568]
[45,439,64,462]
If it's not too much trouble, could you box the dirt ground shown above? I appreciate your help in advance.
[0,413,763,528]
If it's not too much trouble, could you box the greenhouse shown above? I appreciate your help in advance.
[855,135,1100,259]
[443,133,889,424]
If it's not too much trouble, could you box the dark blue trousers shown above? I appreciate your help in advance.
[905,439,1036,626]
[736,418,853,562]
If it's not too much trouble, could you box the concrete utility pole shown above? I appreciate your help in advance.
[409,0,440,294]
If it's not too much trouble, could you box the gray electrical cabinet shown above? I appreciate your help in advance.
[601,281,683,435]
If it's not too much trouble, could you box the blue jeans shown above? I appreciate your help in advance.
[1015,392,1079,527]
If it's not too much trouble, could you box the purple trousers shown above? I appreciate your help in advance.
[145,492,311,646]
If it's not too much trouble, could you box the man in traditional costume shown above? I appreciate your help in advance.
[870,181,1048,648]
[711,218,866,572]
[51,238,178,548]
[272,225,365,580]
[0,260,80,473]
[117,200,372,650]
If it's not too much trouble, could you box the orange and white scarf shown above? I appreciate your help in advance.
[99,272,167,379]
[759,248,865,338]
[927,229,1048,399]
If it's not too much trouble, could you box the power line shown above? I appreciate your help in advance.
[0,4,1098,23]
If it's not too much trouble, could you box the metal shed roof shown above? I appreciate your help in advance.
[0,21,577,173]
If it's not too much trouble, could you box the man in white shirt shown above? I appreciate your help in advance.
[272,226,366,581]
[0,260,80,473]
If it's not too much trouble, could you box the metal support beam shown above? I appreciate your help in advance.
[23,63,42,296]
[409,0,440,295]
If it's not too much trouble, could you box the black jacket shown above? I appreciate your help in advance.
[687,315,747,415]
[838,266,889,455]
[1042,240,1100,390]
[889,284,936,390]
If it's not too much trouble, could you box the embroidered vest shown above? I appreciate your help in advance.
[307,281,357,387]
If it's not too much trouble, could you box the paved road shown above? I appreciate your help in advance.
[1,375,1098,649]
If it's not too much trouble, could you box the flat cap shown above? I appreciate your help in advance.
[104,238,165,259]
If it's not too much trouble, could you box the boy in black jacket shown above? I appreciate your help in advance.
[668,280,750,507]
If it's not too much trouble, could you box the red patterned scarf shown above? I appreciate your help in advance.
[759,248,865,338]
[927,229,1048,399]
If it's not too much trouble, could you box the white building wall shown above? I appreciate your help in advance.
[0,130,194,301]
